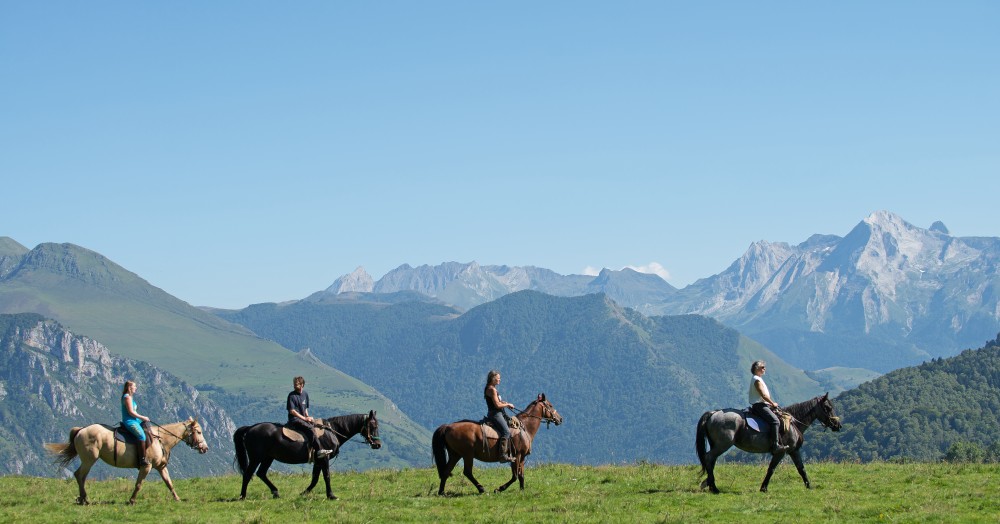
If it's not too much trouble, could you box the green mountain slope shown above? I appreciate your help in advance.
[806,333,1000,462]
[0,242,430,470]
[220,290,825,464]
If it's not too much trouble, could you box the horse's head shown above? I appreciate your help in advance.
[815,393,842,432]
[185,417,210,454]
[534,393,563,426]
[362,410,382,449]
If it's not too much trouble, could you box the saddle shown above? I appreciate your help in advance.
[479,415,522,440]
[742,408,791,434]
[104,423,152,445]
[280,419,328,443]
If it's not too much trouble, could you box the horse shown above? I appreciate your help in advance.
[696,393,842,493]
[433,393,563,495]
[44,417,209,505]
[233,410,381,500]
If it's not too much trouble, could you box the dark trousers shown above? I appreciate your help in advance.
[750,402,781,434]
[287,419,321,450]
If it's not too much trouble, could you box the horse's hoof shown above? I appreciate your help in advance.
[327,494,338,500]
[128,500,137,506]
[760,487,768,493]
[271,492,280,499]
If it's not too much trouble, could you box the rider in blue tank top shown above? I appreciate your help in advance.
[121,380,152,467]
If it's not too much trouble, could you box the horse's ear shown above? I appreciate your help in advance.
[369,409,376,418]
[538,393,545,401]
[823,392,829,400]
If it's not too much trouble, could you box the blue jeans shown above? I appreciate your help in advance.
[488,412,510,438]
[124,420,146,441]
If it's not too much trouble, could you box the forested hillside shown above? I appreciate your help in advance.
[220,291,825,464]
[806,333,1000,462]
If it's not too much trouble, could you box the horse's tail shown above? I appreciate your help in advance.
[233,425,251,475]
[44,427,82,468]
[696,411,713,476]
[432,425,450,480]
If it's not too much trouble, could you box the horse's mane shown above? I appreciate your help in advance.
[783,395,822,426]
[324,413,366,434]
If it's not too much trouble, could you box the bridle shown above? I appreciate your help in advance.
[511,401,560,428]
[321,414,380,447]
[151,420,203,450]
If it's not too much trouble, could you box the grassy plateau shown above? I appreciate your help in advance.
[2,462,997,523]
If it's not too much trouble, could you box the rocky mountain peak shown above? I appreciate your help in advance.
[930,221,950,235]
[326,266,374,293]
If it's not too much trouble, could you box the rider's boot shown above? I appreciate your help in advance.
[499,437,514,463]
[770,428,789,453]
[138,438,149,468]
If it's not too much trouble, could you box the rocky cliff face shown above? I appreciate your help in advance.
[0,313,236,477]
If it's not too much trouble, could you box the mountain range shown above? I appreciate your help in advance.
[0,240,431,474]
[321,211,1000,373]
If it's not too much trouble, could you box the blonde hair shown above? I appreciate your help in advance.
[122,380,135,395]
[486,370,500,386]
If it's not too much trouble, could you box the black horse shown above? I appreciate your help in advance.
[696,393,842,493]
[234,411,381,500]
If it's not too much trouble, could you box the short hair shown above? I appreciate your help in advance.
[294,376,305,387]
[122,380,135,395]
[751,361,766,374]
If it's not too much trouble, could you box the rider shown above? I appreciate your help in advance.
[121,380,152,468]
[286,376,333,462]
[749,360,789,453]
[484,369,516,463]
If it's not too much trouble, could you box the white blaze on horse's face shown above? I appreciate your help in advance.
[190,421,209,454]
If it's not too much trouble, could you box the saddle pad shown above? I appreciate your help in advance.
[746,416,764,432]
[481,420,521,441]
[281,425,325,442]
[102,424,142,444]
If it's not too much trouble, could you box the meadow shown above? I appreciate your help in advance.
[1,462,997,523]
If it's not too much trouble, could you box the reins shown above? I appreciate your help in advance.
[319,414,380,447]
[150,420,199,449]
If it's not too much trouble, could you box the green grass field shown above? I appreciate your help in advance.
[2,462,997,523]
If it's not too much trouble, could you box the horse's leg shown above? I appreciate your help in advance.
[303,461,321,494]
[517,457,526,489]
[438,452,461,495]
[322,461,336,500]
[701,445,728,494]
[496,458,518,493]
[759,451,785,493]
[256,458,280,498]
[461,455,485,494]
[240,457,260,500]
[788,449,811,489]
[128,467,151,505]
[73,457,95,505]
[156,466,181,501]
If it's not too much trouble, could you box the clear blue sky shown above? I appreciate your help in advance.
[3,2,998,308]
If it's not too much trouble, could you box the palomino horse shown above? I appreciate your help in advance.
[433,393,563,495]
[234,411,381,500]
[696,393,842,493]
[44,417,209,504]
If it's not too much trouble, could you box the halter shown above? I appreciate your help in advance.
[786,398,841,431]
[321,414,381,447]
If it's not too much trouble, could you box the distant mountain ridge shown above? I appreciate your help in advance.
[219,290,828,464]
[323,211,1000,372]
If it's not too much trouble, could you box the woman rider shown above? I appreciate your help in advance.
[484,370,516,463]
[122,380,152,468]
[749,360,789,453]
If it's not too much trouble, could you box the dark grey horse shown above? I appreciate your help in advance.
[696,393,842,493]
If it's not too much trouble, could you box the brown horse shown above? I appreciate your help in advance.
[433,393,563,495]
[44,417,209,504]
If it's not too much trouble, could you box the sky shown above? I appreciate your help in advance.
[2,2,999,309]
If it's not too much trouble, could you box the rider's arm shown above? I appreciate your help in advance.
[123,394,149,422]
[754,381,779,408]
